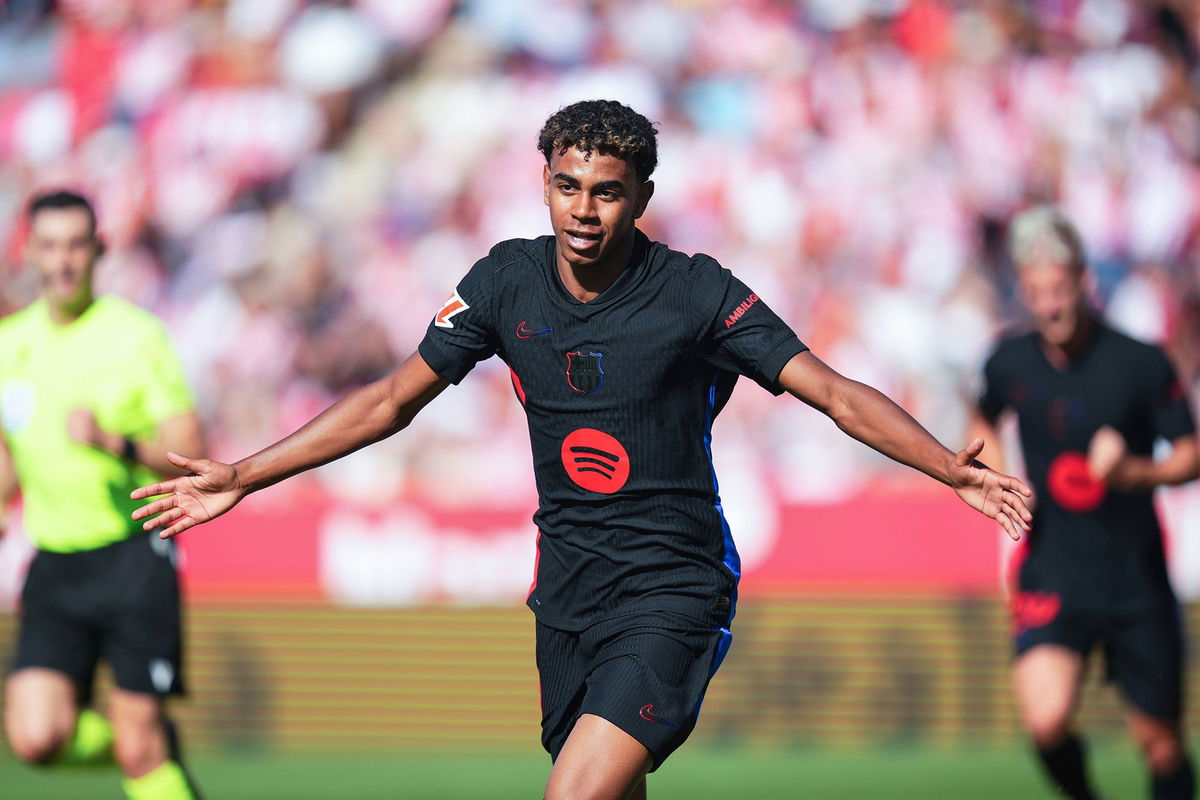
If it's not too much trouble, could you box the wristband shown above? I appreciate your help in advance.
[121,437,138,462]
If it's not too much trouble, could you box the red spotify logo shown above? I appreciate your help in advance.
[1046,451,1106,513]
[561,428,630,493]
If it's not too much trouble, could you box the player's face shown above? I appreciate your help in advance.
[544,147,653,273]
[1017,260,1087,347]
[28,207,100,315]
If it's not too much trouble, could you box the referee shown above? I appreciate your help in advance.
[1,190,205,800]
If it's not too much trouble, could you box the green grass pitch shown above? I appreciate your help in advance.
[0,743,1151,799]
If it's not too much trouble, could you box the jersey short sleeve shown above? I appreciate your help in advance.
[978,347,1010,423]
[417,256,500,384]
[690,257,807,395]
[1145,347,1195,442]
[131,321,194,433]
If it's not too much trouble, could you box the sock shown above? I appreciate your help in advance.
[1036,734,1098,800]
[122,760,198,800]
[1153,755,1195,800]
[55,708,114,766]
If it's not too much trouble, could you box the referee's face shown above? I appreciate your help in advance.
[28,207,100,317]
[544,147,653,276]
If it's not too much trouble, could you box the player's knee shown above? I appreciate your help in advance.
[1140,731,1184,774]
[113,728,167,778]
[6,721,70,765]
[1025,715,1072,750]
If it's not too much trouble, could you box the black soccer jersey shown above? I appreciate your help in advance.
[979,322,1195,610]
[418,230,807,630]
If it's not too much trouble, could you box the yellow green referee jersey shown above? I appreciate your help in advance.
[0,296,194,552]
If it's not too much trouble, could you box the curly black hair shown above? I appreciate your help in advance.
[537,100,658,182]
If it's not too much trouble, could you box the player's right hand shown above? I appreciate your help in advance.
[130,451,245,538]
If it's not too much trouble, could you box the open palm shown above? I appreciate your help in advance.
[131,451,246,538]
[949,438,1033,541]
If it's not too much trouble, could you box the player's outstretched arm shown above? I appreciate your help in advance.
[132,352,449,538]
[777,352,1033,541]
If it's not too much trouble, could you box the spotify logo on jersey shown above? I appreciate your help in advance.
[561,428,630,494]
[1047,451,1106,512]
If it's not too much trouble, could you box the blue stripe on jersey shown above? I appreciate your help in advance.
[704,375,739,625]
[690,626,734,722]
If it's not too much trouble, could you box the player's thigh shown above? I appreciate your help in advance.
[1012,645,1087,738]
[545,713,652,800]
[104,534,185,697]
[4,668,80,760]
[108,688,169,778]
[1106,605,1186,725]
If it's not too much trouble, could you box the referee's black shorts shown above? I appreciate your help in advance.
[536,610,732,770]
[12,531,185,703]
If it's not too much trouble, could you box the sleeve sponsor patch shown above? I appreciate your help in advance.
[434,290,470,329]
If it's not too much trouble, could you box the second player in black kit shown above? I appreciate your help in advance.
[978,205,1199,800]
[982,325,1193,713]
[130,100,1033,800]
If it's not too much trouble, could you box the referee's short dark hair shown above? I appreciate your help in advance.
[538,100,659,182]
[27,189,98,236]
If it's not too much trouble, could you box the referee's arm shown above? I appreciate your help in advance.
[0,435,16,536]
[67,407,206,477]
[777,351,1032,541]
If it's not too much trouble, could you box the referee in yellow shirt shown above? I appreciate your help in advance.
[1,190,204,800]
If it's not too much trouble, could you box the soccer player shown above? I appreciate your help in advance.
[975,206,1199,800]
[131,100,1032,800]
[1,190,205,800]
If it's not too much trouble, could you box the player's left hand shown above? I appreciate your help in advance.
[1087,425,1133,488]
[948,438,1033,541]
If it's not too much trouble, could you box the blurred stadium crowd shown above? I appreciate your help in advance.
[0,0,1198,511]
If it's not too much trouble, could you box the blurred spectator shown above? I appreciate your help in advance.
[3,0,1200,510]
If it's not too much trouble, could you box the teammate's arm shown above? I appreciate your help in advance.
[1089,427,1200,491]
[67,408,206,477]
[132,351,449,538]
[777,351,1033,540]
[0,435,17,538]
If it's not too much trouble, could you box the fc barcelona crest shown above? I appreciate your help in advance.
[566,351,604,392]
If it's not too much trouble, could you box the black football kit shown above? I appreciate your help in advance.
[979,320,1195,719]
[418,229,807,763]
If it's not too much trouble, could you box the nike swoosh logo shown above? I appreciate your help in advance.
[638,704,678,729]
[516,321,553,339]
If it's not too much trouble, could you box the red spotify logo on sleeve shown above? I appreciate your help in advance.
[561,429,630,493]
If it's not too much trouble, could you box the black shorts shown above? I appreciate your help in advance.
[535,611,732,770]
[13,532,185,703]
[1011,591,1185,721]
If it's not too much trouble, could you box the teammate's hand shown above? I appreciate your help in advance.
[1087,425,1128,485]
[66,407,103,448]
[948,438,1033,541]
[130,452,245,538]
